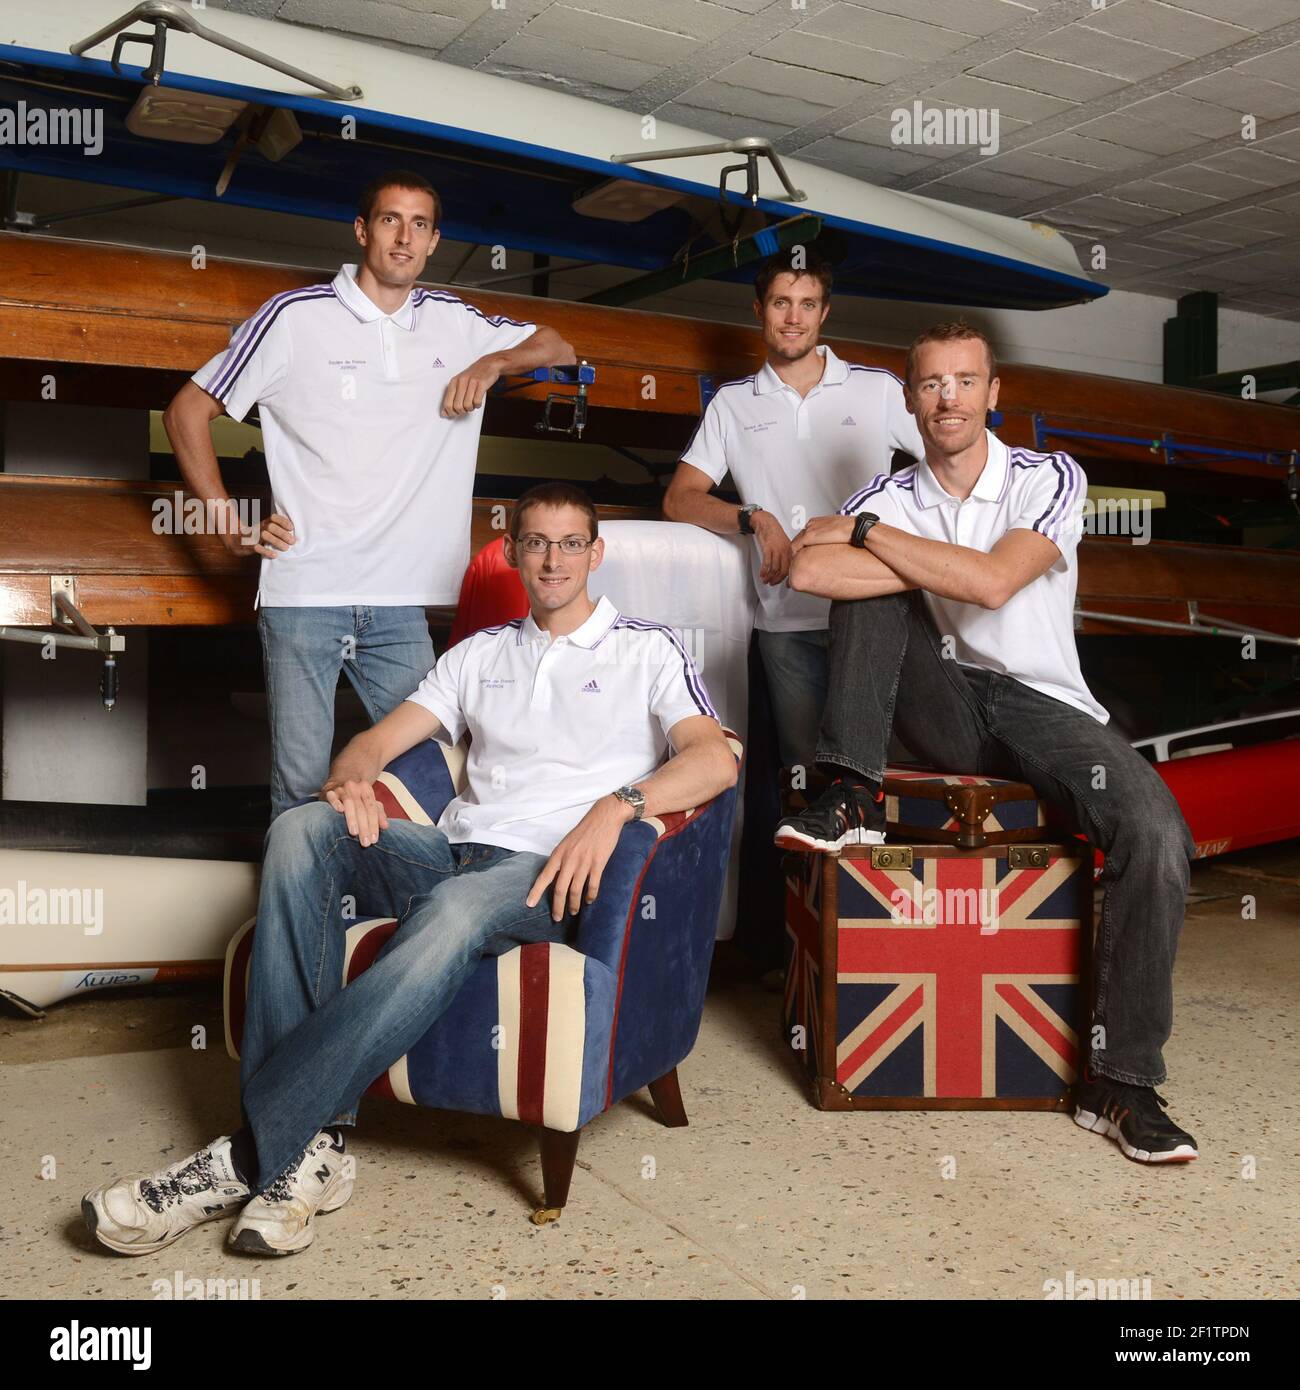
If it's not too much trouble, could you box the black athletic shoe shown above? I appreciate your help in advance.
[775,780,886,853]
[1074,1067,1198,1163]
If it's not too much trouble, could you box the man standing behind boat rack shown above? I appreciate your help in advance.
[164,170,575,821]
[664,247,923,772]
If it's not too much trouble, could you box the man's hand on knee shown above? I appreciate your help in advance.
[526,797,629,922]
[320,778,390,847]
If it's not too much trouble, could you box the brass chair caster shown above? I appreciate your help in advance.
[530,1206,562,1226]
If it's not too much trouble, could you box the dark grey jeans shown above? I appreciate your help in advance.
[817,591,1194,1088]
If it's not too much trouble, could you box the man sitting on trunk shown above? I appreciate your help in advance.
[776,321,1198,1165]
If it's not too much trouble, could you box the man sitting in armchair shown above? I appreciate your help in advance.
[776,320,1198,1166]
[84,481,736,1257]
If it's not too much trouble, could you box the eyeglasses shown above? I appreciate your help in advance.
[515,535,593,555]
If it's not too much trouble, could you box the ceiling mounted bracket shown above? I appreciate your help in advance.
[69,1,362,99]
[610,137,806,206]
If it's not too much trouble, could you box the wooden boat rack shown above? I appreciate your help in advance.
[1,233,1298,639]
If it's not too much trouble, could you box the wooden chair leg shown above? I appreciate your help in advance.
[648,1066,689,1128]
[531,1126,580,1225]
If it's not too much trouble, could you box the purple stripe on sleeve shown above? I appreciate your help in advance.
[208,287,335,400]
[208,286,328,397]
[1041,454,1083,540]
[614,618,717,719]
[1029,456,1070,536]
[203,288,322,398]
[415,290,532,330]
[847,364,904,386]
[204,308,267,399]
[838,467,915,516]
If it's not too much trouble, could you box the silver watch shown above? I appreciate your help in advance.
[612,785,646,820]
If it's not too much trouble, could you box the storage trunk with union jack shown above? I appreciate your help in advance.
[783,840,1092,1110]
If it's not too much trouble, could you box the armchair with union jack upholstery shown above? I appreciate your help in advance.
[223,728,743,1223]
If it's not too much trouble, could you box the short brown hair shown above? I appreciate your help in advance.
[509,482,599,542]
[357,170,441,228]
[905,320,998,386]
[754,246,833,306]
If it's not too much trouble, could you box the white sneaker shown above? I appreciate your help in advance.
[82,1137,251,1255]
[228,1130,353,1256]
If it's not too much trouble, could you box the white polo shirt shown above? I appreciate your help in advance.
[839,432,1108,724]
[682,344,923,633]
[192,263,536,608]
[405,595,720,856]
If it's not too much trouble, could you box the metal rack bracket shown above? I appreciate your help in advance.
[69,1,362,99]
[0,579,127,710]
[611,137,807,205]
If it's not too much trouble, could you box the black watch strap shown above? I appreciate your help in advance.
[850,512,880,548]
[738,504,760,535]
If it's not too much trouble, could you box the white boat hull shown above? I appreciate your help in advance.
[0,847,256,1011]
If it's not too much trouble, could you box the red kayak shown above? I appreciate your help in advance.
[1150,738,1300,860]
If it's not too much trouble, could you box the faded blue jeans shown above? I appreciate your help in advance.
[238,801,571,1193]
[756,628,829,771]
[258,605,435,822]
[818,590,1195,1088]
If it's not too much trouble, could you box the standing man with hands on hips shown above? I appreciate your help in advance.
[164,169,576,821]
[663,246,922,772]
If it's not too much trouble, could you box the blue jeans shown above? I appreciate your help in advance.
[257,606,435,822]
[755,628,829,770]
[238,801,572,1192]
[817,591,1195,1087]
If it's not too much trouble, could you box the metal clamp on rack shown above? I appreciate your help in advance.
[610,137,807,206]
[0,577,127,709]
[493,362,595,439]
[69,0,362,98]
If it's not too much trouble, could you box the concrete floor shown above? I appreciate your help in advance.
[2,844,1297,1301]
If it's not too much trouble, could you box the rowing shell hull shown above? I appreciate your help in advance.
[3,0,1099,310]
[0,847,255,1012]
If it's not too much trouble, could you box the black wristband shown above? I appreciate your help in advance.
[850,512,879,548]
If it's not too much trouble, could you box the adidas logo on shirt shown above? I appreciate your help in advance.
[841,415,857,426]
[580,679,601,693]
[432,356,445,368]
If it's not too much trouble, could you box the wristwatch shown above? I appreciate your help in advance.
[850,511,881,548]
[612,785,646,820]
[738,503,762,535]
